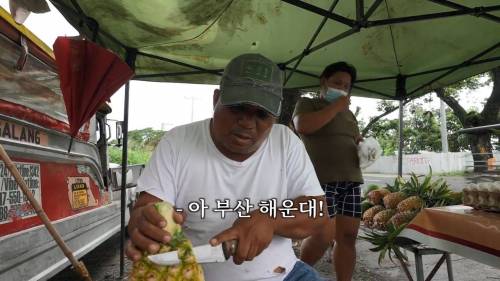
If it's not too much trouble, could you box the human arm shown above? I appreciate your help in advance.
[210,128,326,264]
[293,96,349,135]
[355,134,363,145]
[210,195,327,265]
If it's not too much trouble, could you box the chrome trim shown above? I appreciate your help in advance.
[0,113,70,139]
[0,139,105,188]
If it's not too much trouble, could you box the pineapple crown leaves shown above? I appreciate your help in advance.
[398,167,456,208]
[385,176,406,193]
[363,184,381,199]
[360,223,409,264]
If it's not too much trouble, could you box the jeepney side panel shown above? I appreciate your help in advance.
[0,116,109,236]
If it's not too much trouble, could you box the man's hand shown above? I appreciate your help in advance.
[355,135,364,145]
[126,193,184,261]
[332,96,349,112]
[210,211,274,265]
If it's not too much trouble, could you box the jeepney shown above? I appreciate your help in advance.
[0,8,139,281]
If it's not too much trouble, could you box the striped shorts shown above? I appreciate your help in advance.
[322,181,362,218]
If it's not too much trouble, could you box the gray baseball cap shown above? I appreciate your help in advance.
[220,53,283,116]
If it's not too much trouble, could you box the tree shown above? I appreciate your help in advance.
[109,128,165,165]
[127,128,165,150]
[365,100,470,155]
[446,109,469,152]
[362,100,406,137]
[366,117,399,155]
[435,68,499,172]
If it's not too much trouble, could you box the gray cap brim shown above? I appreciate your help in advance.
[220,84,282,117]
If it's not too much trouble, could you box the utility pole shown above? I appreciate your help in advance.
[184,95,201,122]
[440,99,449,153]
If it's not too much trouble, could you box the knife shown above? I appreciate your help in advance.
[148,240,237,266]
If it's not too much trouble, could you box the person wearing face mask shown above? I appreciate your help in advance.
[292,62,363,281]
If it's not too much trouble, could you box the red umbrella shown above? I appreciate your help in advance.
[53,37,134,137]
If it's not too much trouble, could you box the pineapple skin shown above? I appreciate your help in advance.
[129,202,205,281]
[362,205,385,227]
[397,196,424,212]
[372,209,397,230]
[383,192,407,209]
[389,211,418,228]
[367,189,390,205]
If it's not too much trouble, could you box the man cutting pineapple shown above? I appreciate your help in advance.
[126,53,327,281]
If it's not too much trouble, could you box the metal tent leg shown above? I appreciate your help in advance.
[398,98,404,176]
[415,251,425,281]
[445,253,454,281]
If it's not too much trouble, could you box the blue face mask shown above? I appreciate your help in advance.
[324,87,348,102]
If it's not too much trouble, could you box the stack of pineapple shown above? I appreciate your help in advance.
[129,202,204,281]
[362,188,423,230]
[360,170,462,263]
[362,171,461,231]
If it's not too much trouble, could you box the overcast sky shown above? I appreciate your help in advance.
[1,1,492,132]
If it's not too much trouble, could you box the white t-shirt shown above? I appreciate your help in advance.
[137,118,323,281]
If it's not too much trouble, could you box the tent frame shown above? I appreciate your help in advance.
[49,0,500,276]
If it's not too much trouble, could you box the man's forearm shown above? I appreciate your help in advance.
[294,106,340,135]
[262,196,327,239]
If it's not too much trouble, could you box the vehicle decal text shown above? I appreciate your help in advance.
[0,121,48,146]
[0,162,41,224]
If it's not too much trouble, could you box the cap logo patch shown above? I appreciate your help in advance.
[241,61,272,82]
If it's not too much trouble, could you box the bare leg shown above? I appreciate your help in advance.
[300,218,335,266]
[332,215,360,281]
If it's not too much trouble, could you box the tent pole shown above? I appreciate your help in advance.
[398,98,404,176]
[396,75,406,177]
[120,48,137,278]
[356,0,364,21]
[119,81,130,278]
[284,0,340,84]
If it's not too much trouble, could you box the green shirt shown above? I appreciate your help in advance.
[293,97,363,184]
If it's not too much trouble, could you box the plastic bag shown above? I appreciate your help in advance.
[358,137,382,168]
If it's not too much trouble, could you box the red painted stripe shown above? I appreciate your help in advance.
[407,224,500,257]
[0,100,89,141]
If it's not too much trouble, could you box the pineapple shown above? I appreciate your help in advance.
[389,211,418,228]
[372,209,396,230]
[129,202,204,281]
[397,196,424,212]
[383,192,406,209]
[367,189,390,205]
[362,205,385,227]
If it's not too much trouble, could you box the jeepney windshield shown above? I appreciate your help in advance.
[0,32,68,124]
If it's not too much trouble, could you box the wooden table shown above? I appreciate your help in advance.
[397,205,500,280]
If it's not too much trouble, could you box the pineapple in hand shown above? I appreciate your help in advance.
[129,202,204,281]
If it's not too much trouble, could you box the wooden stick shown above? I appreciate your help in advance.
[0,144,92,281]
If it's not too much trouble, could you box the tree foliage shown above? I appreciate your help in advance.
[436,68,499,171]
[361,68,498,167]
[365,101,468,155]
[109,128,165,165]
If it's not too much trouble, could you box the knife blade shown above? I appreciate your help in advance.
[148,240,237,266]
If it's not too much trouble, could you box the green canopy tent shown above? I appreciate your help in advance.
[47,0,500,276]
